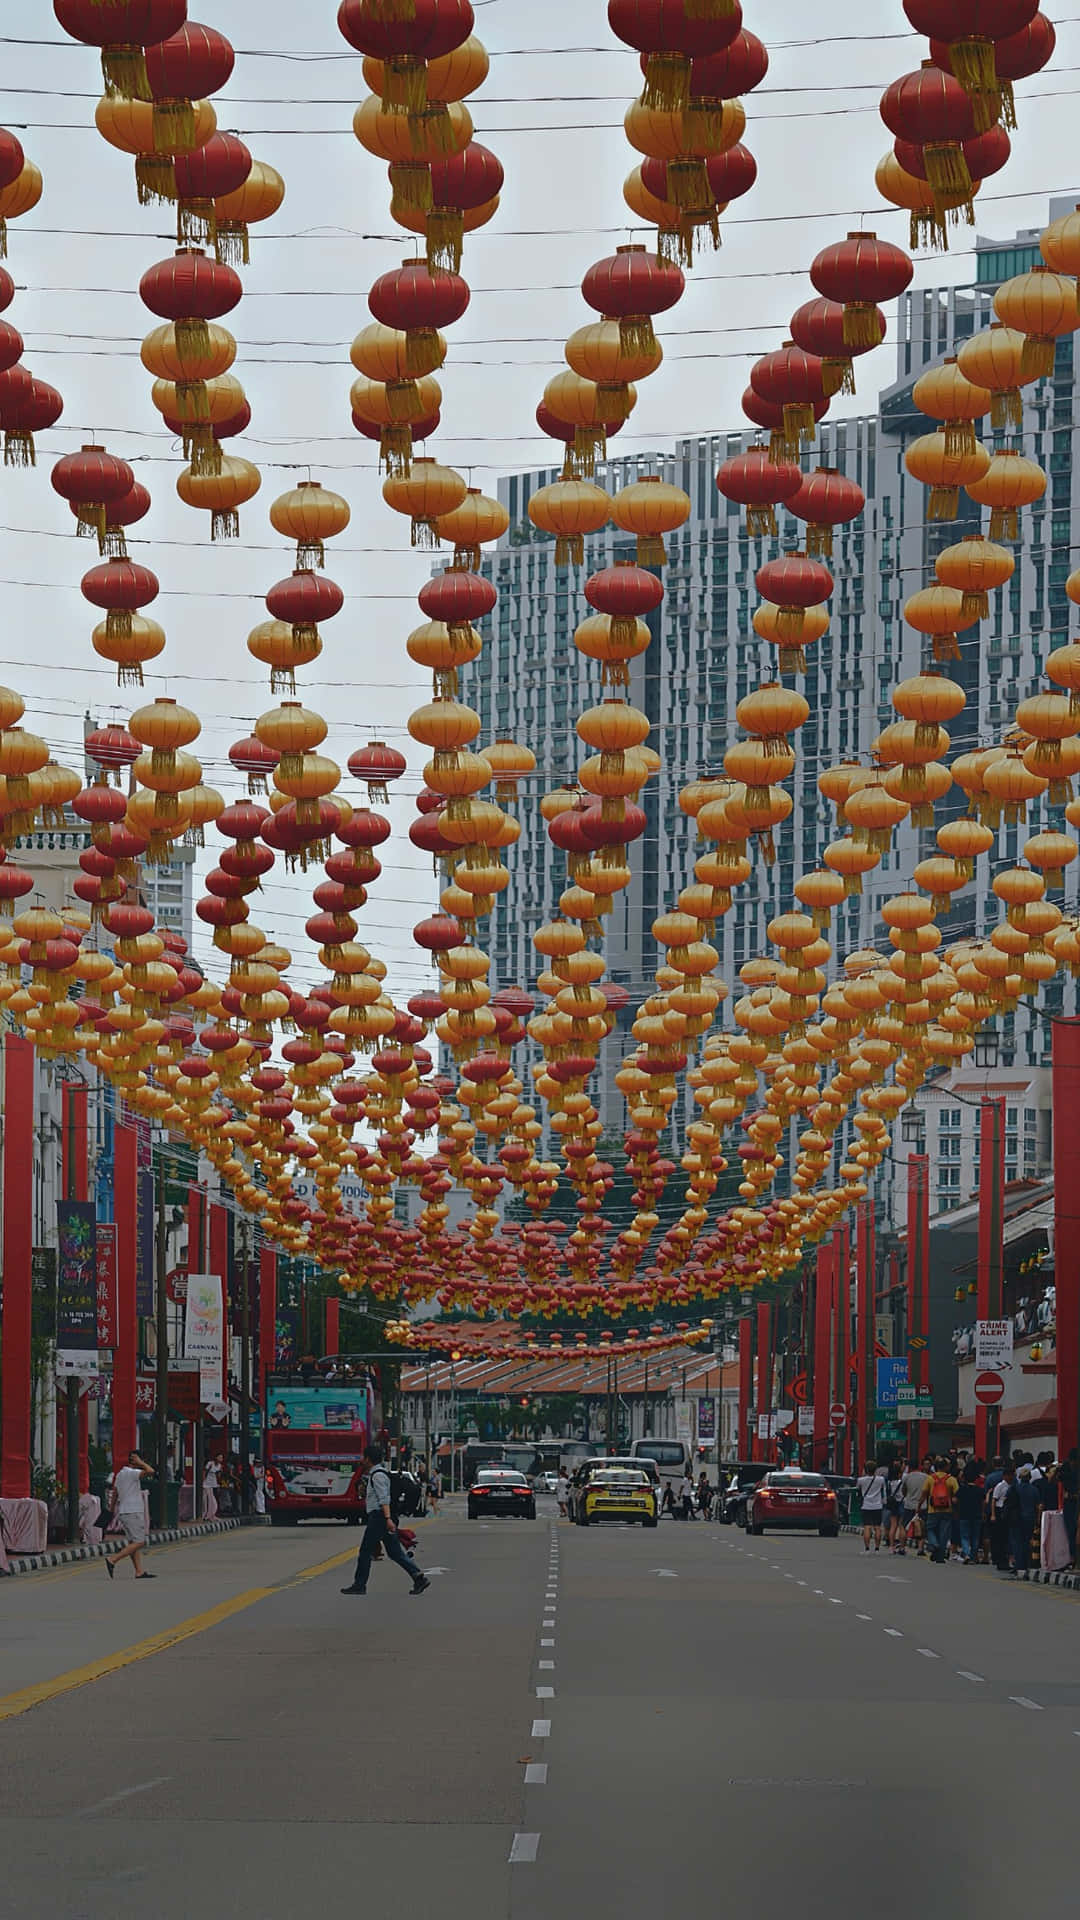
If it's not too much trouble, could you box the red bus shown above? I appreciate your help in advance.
[264,1377,374,1526]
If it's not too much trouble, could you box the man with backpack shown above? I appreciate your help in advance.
[923,1458,959,1563]
[341,1446,430,1597]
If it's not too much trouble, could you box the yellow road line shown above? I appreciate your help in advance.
[0,1547,356,1724]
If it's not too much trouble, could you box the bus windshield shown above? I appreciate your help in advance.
[632,1439,689,1473]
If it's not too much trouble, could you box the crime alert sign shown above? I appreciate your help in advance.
[975,1319,1013,1371]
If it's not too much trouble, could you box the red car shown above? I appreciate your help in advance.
[745,1470,840,1538]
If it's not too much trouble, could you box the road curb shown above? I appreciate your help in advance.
[839,1523,1080,1590]
[1,1515,268,1578]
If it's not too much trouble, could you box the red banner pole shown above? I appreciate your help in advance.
[976,1098,1006,1460]
[1052,1018,1080,1467]
[325,1295,340,1358]
[907,1153,930,1464]
[61,1082,92,1506]
[1,1036,34,1498]
[210,1203,229,1399]
[753,1301,771,1461]
[856,1199,875,1474]
[259,1248,277,1419]
[113,1118,139,1467]
[812,1242,833,1472]
[737,1316,753,1461]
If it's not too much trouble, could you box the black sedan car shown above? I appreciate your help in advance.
[467,1469,537,1520]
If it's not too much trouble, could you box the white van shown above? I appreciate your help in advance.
[631,1437,692,1480]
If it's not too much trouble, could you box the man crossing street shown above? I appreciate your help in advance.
[341,1446,430,1597]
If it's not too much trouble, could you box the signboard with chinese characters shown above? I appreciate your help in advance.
[697,1398,716,1441]
[95,1223,118,1350]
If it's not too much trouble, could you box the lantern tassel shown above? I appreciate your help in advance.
[804,523,833,558]
[944,419,977,458]
[989,506,1019,541]
[618,314,656,357]
[641,52,691,113]
[214,222,250,267]
[382,55,429,115]
[682,102,728,150]
[425,208,465,275]
[775,606,807,642]
[554,533,583,569]
[990,388,1023,430]
[152,100,196,153]
[103,524,129,558]
[177,198,216,247]
[601,660,631,688]
[0,218,6,260]
[961,589,989,620]
[636,533,667,566]
[949,38,1001,134]
[911,207,948,253]
[924,143,974,209]
[999,79,1017,131]
[841,302,884,350]
[134,154,177,206]
[105,608,133,641]
[408,104,455,156]
[928,485,959,521]
[665,158,712,213]
[4,430,35,467]
[1020,335,1056,381]
[452,542,482,571]
[101,47,151,101]
[572,423,607,477]
[211,509,240,541]
[389,161,433,213]
[778,646,806,674]
[411,515,441,549]
[379,424,414,477]
[405,326,440,377]
[822,355,855,397]
[270,667,297,694]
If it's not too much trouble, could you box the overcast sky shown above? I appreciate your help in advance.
[2,1,1077,1006]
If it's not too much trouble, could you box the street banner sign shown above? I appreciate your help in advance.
[56,1199,97,1365]
[95,1223,118,1350]
[876,1356,908,1407]
[797,1406,815,1436]
[974,1370,1005,1407]
[697,1397,716,1441]
[975,1320,1013,1370]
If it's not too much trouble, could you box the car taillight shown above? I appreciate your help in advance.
[825,1490,837,1503]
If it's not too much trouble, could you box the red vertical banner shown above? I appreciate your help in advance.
[188,1183,206,1272]
[832,1227,847,1469]
[259,1247,277,1415]
[1053,1019,1080,1465]
[209,1203,229,1396]
[325,1296,340,1358]
[737,1317,753,1462]
[754,1301,771,1461]
[907,1153,931,1464]
[856,1200,876,1474]
[113,1119,139,1467]
[1,1035,34,1497]
[976,1098,1006,1460]
[812,1242,833,1472]
[61,1082,89,1202]
[78,1392,90,1494]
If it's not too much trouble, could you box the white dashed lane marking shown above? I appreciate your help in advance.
[884,1629,904,1638]
[916,1649,940,1659]
[510,1833,540,1864]
[1009,1696,1043,1711]
[957,1671,985,1683]
[536,1686,555,1698]
[531,1720,551,1738]
[525,1764,548,1785]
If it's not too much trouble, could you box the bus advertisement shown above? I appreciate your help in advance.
[264,1379,375,1524]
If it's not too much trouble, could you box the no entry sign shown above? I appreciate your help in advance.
[829,1402,847,1429]
[974,1370,1005,1407]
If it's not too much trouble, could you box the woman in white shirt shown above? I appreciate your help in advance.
[857,1461,889,1552]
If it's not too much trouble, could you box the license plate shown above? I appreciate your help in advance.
[783,1494,813,1503]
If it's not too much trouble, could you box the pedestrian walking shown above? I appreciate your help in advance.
[104,1451,155,1580]
[899,1457,930,1554]
[886,1461,907,1552]
[428,1465,442,1514]
[696,1470,712,1520]
[678,1472,695,1520]
[954,1461,984,1563]
[857,1462,889,1550]
[988,1461,1015,1570]
[252,1463,266,1516]
[555,1469,569,1519]
[924,1458,958,1563]
[1011,1466,1038,1573]
[341,1446,430,1597]
[202,1458,219,1520]
[662,1480,675,1516]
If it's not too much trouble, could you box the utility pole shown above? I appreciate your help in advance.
[154,1152,169,1528]
[239,1216,251,1515]
[64,1087,80,1548]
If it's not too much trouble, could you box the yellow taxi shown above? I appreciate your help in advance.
[581,1468,659,1528]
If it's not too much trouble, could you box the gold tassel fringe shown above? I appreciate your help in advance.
[746,502,777,538]
[924,142,974,208]
[805,523,834,558]
[135,154,177,206]
[214,222,249,267]
[1019,335,1056,381]
[776,606,807,641]
[990,388,1023,430]
[4,430,35,467]
[390,161,433,212]
[118,663,144,687]
[618,315,656,356]
[682,101,727,150]
[666,158,711,212]
[105,608,133,641]
[271,666,297,693]
[407,104,454,156]
[177,199,216,247]
[928,485,959,521]
[426,206,464,275]
[596,381,633,425]
[949,38,1001,135]
[782,400,816,447]
[175,316,210,359]
[636,533,667,566]
[405,326,440,376]
[152,100,196,153]
[961,589,989,619]
[411,515,441,548]
[379,423,413,476]
[102,47,150,101]
[641,53,691,114]
[211,508,240,541]
[822,355,855,397]
[932,633,961,662]
[944,419,977,457]
[573,423,607,476]
[382,55,429,116]
[841,302,885,350]
[555,535,585,567]
[778,645,806,674]
[911,207,947,253]
[989,506,1019,541]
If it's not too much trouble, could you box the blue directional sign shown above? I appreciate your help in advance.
[875,1356,909,1408]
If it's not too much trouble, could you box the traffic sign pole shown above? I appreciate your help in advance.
[857,1199,875,1475]
[907,1153,930,1463]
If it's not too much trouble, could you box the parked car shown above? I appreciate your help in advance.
[467,1469,536,1520]
[744,1470,840,1537]
[720,1462,771,1526]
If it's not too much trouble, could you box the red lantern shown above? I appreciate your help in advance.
[73,785,128,829]
[0,321,22,375]
[146,23,235,150]
[337,807,392,849]
[716,445,802,537]
[409,811,454,864]
[413,912,461,958]
[755,552,834,610]
[789,296,885,396]
[80,557,160,637]
[53,1,188,99]
[368,258,470,372]
[140,247,243,328]
[608,0,744,112]
[809,232,913,352]
[581,244,685,354]
[880,63,979,217]
[908,0,1037,127]
[229,733,280,794]
[0,371,62,469]
[173,134,253,244]
[686,28,767,97]
[0,129,25,192]
[786,468,866,558]
[952,7,1055,132]
[337,0,475,109]
[93,479,152,557]
[86,724,140,783]
[351,741,407,803]
[264,569,345,640]
[585,561,665,624]
[417,142,505,270]
[580,800,647,851]
[51,444,134,545]
[749,345,830,459]
[418,568,497,636]
[0,266,14,311]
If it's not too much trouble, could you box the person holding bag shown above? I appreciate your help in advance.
[857,1462,888,1551]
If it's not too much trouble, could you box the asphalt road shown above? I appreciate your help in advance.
[1,1502,1078,1918]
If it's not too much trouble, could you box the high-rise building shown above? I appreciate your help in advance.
[464,202,1079,1187]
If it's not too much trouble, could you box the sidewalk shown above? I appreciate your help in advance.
[1,1515,267,1579]
[839,1523,1080,1591]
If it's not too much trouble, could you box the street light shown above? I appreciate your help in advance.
[901,1110,926,1147]
[974,1030,1000,1070]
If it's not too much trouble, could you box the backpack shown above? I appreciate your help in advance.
[929,1473,952,1512]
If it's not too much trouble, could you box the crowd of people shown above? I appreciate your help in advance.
[856,1448,1079,1575]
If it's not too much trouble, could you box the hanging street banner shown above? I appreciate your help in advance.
[95,1222,118,1350]
[697,1398,716,1441]
[184,1273,225,1401]
[56,1200,98,1364]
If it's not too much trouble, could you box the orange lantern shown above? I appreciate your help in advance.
[956,323,1029,429]
[383,456,466,547]
[993,265,1080,380]
[905,430,990,520]
[964,449,1046,541]
[527,479,611,567]
[933,535,1014,617]
[176,453,260,539]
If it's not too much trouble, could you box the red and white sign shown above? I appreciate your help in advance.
[166,1265,189,1305]
[974,1370,1005,1407]
[829,1402,847,1429]
[95,1223,118,1350]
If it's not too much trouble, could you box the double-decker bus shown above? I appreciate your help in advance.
[264,1375,374,1525]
